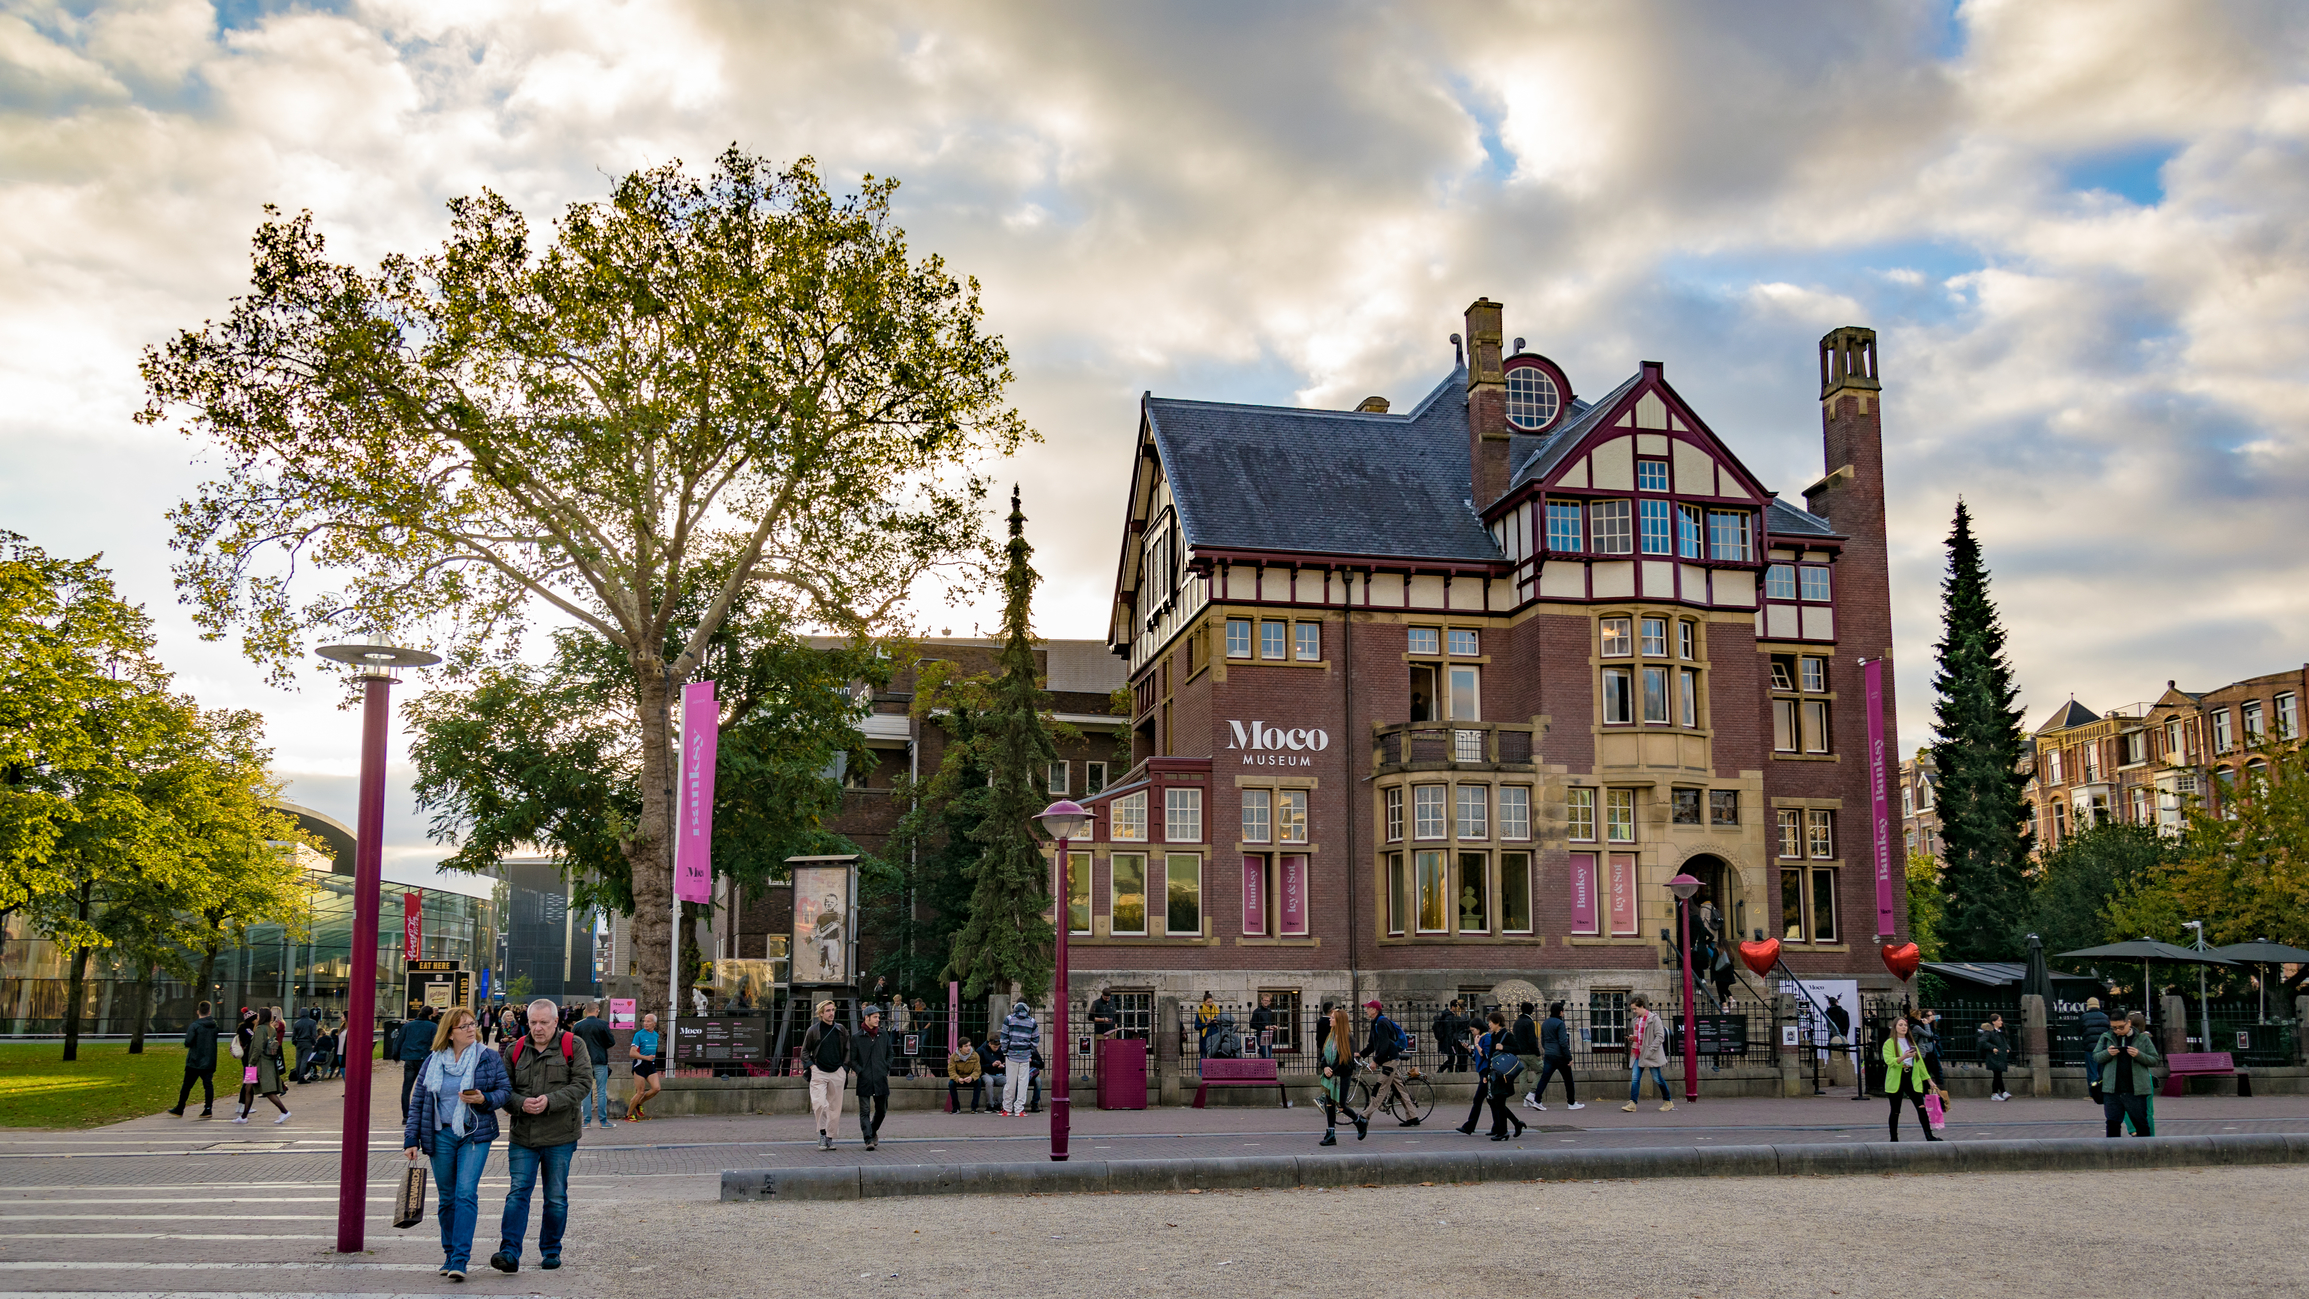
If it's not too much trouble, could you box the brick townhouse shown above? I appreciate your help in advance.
[1056,300,1910,1035]
[2027,666,2306,854]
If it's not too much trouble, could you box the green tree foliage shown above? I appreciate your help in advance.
[942,490,1060,1002]
[1927,501,2033,960]
[2108,737,2309,995]
[2028,821,2173,958]
[407,594,884,919]
[1904,851,1946,962]
[863,669,989,996]
[2,538,310,1058]
[0,532,158,921]
[140,148,1030,1011]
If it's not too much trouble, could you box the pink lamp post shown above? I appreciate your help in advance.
[1035,798,1092,1162]
[316,642,438,1254]
[1668,872,1701,1103]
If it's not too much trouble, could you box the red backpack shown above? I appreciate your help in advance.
[508,1031,577,1068]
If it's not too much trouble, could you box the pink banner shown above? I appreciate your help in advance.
[1279,854,1308,936]
[1569,853,1598,934]
[1608,853,1638,935]
[674,680,718,906]
[402,892,422,960]
[1865,658,1897,937]
[948,981,959,1056]
[1241,856,1266,935]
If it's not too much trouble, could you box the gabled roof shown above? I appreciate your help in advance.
[1144,368,1504,565]
[1509,372,1637,489]
[2036,698,2102,733]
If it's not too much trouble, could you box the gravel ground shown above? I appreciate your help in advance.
[544,1165,2309,1299]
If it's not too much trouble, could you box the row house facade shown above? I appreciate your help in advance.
[1899,753,1943,862]
[2025,666,2306,854]
[1056,301,1908,1020]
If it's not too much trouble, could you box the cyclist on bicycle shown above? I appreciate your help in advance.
[1359,999,1422,1126]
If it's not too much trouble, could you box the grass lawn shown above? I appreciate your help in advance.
[0,1041,192,1129]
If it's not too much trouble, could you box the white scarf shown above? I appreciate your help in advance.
[425,1044,482,1137]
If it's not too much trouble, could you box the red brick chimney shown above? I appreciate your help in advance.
[1464,298,1510,507]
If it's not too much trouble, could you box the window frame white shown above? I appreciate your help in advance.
[1164,787,1203,843]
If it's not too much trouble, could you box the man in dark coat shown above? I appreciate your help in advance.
[2080,998,2112,1103]
[1431,1001,1467,1072]
[849,1004,895,1150]
[399,1007,440,1121]
[169,1001,220,1117]
[290,1007,320,1083]
[1505,1003,1544,1106]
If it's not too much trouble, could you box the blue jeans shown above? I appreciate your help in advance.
[499,1141,575,1264]
[427,1133,492,1272]
[1629,1065,1668,1103]
[588,1065,611,1125]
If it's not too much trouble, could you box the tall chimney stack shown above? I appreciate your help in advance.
[1464,298,1510,507]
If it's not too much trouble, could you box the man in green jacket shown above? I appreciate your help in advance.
[489,1000,593,1275]
[2093,1010,2160,1138]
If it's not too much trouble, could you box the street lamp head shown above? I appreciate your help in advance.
[1035,799,1093,842]
[1667,873,1701,902]
[318,642,442,679]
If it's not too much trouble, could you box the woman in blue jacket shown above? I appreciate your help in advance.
[401,1008,509,1281]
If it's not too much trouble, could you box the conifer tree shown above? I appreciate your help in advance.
[1928,501,2034,959]
[943,488,1059,1001]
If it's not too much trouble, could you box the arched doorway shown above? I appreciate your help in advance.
[1679,853,1741,1006]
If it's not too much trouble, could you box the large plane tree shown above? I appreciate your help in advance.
[141,149,1029,1011]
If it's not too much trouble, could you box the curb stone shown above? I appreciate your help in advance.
[718,1132,2304,1202]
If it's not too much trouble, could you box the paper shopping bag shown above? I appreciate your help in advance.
[393,1164,428,1229]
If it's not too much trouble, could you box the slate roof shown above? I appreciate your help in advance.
[1767,498,1842,538]
[2035,698,2103,733]
[1145,368,1505,564]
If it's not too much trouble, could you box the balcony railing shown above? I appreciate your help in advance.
[1371,721,1538,773]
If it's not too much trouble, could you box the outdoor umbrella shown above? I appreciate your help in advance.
[2053,939,2237,1030]
[2206,940,2309,1023]
[2023,933,2054,1008]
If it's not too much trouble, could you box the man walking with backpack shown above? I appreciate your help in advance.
[1529,1001,1583,1111]
[290,1007,320,1084]
[488,1000,592,1275]
[1504,1003,1544,1109]
[168,1001,220,1118]
[999,1000,1037,1117]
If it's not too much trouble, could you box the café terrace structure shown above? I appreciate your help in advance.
[1066,301,1908,1024]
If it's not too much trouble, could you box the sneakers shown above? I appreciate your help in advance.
[1621,1102,1638,1112]
[1567,1102,1586,1110]
[1533,1100,1548,1111]
[488,1253,518,1274]
[1521,1096,1541,1111]
[232,1113,251,1124]
[1659,1101,1675,1112]
[273,1111,292,1125]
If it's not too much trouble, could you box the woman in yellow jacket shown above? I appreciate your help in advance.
[1882,1014,1943,1142]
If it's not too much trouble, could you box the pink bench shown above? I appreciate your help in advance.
[1192,1057,1288,1108]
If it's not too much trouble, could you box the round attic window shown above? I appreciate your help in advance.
[1505,361,1560,430]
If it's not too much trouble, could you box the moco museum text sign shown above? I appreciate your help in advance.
[1225,720,1329,766]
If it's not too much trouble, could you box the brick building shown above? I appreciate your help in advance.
[1058,301,1908,1023]
[1899,753,1943,862]
[2026,667,2305,854]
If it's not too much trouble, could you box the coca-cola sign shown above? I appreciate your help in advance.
[1226,719,1329,766]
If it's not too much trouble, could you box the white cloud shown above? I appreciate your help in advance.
[1,0,2305,869]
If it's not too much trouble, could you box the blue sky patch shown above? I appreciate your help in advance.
[2062,144,2176,207]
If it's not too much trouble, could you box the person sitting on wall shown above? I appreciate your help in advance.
[948,1034,985,1113]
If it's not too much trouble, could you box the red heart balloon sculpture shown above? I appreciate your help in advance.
[1881,941,1922,981]
[1738,938,1781,976]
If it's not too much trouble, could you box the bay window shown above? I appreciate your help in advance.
[1413,785,1446,840]
[1592,499,1632,554]
[1456,784,1488,840]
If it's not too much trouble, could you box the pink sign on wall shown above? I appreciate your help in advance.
[1279,854,1308,936]
[674,680,719,906]
[1569,853,1598,934]
[1241,855,1266,935]
[1607,853,1638,935]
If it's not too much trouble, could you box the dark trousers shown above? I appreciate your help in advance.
[1533,1057,1576,1103]
[948,1078,983,1111]
[859,1090,887,1139]
[1460,1080,1490,1131]
[1989,1069,2006,1094]
[1484,1077,1522,1137]
[401,1059,424,1120]
[2103,1091,2152,1137]
[1886,1082,1930,1139]
[175,1066,215,1112]
[1923,1053,1945,1087]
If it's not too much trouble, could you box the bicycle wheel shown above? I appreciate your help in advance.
[1351,1077,1381,1115]
[1389,1077,1435,1123]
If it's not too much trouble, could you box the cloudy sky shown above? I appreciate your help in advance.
[4,0,2305,884]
